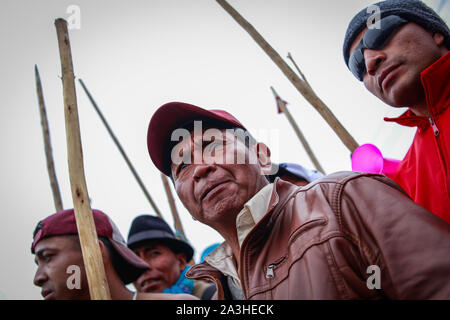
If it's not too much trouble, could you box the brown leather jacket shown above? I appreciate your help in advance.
[186,172,450,299]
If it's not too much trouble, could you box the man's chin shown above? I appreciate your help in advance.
[202,200,243,223]
[384,75,424,109]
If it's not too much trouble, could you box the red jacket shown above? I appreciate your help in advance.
[385,52,450,224]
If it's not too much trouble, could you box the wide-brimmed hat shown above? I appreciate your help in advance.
[31,209,149,284]
[127,215,194,262]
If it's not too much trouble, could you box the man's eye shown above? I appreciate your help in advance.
[210,141,222,149]
[144,249,160,257]
[42,254,53,262]
[177,163,189,174]
[204,141,222,154]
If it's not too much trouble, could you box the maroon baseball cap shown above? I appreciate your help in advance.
[31,209,149,284]
[147,101,247,176]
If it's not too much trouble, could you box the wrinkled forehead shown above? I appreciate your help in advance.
[171,127,236,148]
[34,235,79,252]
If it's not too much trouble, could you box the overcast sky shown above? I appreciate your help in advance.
[0,0,448,300]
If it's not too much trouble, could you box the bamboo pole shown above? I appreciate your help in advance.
[271,87,326,174]
[55,18,111,300]
[160,173,186,241]
[35,65,64,211]
[216,0,359,153]
[78,79,163,219]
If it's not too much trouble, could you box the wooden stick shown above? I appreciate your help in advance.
[160,173,186,241]
[271,87,326,174]
[55,18,111,300]
[286,52,310,88]
[216,0,359,153]
[35,65,64,211]
[78,79,163,219]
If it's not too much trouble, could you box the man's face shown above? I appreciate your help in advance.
[349,22,446,109]
[33,236,89,300]
[132,242,186,293]
[170,128,270,231]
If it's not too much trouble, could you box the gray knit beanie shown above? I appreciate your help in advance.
[343,0,450,67]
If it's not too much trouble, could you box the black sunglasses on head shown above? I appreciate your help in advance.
[348,15,408,81]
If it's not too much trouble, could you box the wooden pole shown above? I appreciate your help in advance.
[78,79,163,219]
[35,65,64,211]
[216,0,359,153]
[271,87,326,174]
[55,18,111,300]
[160,173,186,241]
[286,52,310,88]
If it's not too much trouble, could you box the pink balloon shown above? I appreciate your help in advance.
[352,144,400,176]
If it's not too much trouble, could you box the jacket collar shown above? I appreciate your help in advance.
[384,51,450,129]
[185,178,299,282]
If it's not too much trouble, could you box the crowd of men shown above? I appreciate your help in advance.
[32,0,450,300]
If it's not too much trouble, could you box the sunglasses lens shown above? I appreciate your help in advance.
[364,15,408,49]
[349,46,365,81]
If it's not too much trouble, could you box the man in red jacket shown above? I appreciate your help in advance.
[343,0,449,223]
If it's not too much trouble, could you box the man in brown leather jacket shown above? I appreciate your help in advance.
[146,101,450,300]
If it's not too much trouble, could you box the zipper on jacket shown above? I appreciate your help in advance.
[266,265,275,278]
[265,256,286,279]
[429,117,440,136]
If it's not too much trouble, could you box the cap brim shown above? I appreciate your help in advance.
[147,102,246,176]
[109,239,149,284]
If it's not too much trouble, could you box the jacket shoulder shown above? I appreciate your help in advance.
[305,171,407,196]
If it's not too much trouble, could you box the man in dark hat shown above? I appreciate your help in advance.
[32,209,197,300]
[343,0,449,223]
[145,101,450,299]
[127,215,215,299]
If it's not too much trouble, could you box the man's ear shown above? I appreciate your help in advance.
[256,142,272,175]
[176,253,188,272]
[98,240,109,262]
[433,33,445,47]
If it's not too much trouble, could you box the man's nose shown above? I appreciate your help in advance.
[193,164,216,182]
[33,267,48,287]
[364,49,387,77]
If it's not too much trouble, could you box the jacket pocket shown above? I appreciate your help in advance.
[265,256,287,279]
[287,218,328,247]
[264,218,327,281]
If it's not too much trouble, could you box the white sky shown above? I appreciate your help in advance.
[0,0,448,300]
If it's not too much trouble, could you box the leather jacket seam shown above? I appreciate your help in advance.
[325,240,351,299]
[287,218,328,247]
[337,177,400,299]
